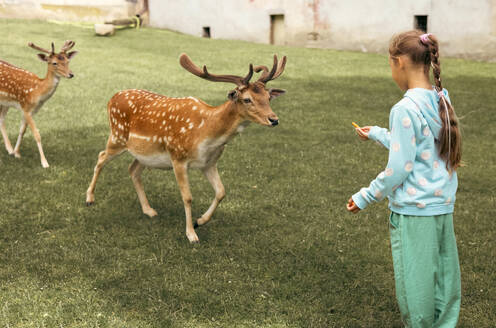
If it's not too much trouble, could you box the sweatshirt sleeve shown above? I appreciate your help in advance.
[368,126,391,149]
[352,105,417,210]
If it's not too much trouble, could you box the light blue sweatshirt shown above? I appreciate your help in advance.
[352,88,457,216]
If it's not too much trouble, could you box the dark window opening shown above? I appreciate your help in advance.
[414,15,428,32]
[202,26,211,38]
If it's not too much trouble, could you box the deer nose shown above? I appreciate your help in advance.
[68,73,74,79]
[268,117,279,126]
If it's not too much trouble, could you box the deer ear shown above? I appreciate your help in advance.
[269,88,286,100]
[227,89,239,101]
[37,54,48,62]
[67,51,78,59]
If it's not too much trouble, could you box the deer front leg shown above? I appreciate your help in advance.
[13,117,27,158]
[23,113,49,168]
[129,159,157,217]
[86,139,126,205]
[172,160,199,243]
[196,165,225,228]
[0,106,14,154]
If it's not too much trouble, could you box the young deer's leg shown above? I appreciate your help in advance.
[86,138,125,205]
[172,160,199,243]
[128,159,157,217]
[13,117,27,158]
[22,113,49,168]
[196,164,225,228]
[0,106,14,154]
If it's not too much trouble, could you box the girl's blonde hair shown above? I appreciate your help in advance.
[389,30,462,171]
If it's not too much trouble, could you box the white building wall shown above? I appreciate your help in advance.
[149,0,496,60]
[0,0,131,21]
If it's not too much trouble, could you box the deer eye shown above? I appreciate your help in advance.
[243,98,252,104]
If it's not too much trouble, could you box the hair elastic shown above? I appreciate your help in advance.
[420,33,432,45]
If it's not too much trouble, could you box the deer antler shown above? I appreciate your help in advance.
[179,53,253,86]
[60,40,75,53]
[28,42,52,54]
[257,55,287,84]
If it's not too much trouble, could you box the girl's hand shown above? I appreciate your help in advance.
[346,198,360,213]
[355,126,371,141]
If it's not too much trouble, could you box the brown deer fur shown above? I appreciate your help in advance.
[86,53,287,243]
[0,41,77,167]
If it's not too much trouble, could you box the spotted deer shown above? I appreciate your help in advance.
[86,53,287,243]
[0,41,77,168]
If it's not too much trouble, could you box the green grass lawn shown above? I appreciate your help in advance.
[0,19,495,327]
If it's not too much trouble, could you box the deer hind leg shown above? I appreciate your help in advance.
[128,159,157,217]
[0,106,14,155]
[172,160,199,243]
[13,117,27,158]
[196,164,225,228]
[86,138,126,206]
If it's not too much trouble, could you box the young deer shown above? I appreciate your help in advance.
[0,41,77,168]
[86,53,287,243]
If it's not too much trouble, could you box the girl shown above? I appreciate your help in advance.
[346,30,462,327]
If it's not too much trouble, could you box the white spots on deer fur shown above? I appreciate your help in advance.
[162,120,166,125]
[385,168,394,176]
[128,100,134,107]
[152,135,157,143]
[186,118,190,123]
[198,119,204,128]
[188,122,194,129]
[180,127,186,133]
[129,132,151,142]
[404,161,413,172]
[192,105,198,110]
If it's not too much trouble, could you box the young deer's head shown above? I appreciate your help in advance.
[28,40,78,79]
[180,54,286,126]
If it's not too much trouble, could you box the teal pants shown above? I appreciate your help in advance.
[389,212,461,328]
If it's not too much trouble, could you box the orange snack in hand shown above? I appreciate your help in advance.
[352,122,360,129]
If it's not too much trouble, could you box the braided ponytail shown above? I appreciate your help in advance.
[423,34,462,171]
[389,30,462,171]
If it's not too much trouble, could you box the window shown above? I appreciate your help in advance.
[270,15,285,45]
[414,15,428,32]
[202,26,211,38]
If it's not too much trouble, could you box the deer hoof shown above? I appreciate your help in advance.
[143,208,158,217]
[13,152,21,158]
[186,231,200,243]
[86,201,94,207]
[41,162,49,168]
